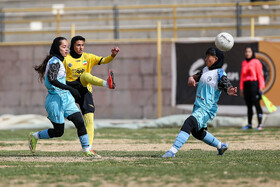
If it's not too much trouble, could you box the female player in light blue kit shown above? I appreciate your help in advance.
[28,37,97,157]
[162,47,237,158]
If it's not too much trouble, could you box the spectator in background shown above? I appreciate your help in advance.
[240,47,265,130]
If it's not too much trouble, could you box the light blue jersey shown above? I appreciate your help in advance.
[44,56,80,124]
[192,66,226,129]
[44,57,67,94]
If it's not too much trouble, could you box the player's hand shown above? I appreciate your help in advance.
[188,76,196,87]
[69,87,81,101]
[259,89,263,96]
[240,90,244,97]
[111,47,120,57]
[227,86,238,96]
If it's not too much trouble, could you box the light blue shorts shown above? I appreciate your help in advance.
[191,105,216,130]
[45,91,80,124]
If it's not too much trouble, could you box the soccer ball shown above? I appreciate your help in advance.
[215,32,234,52]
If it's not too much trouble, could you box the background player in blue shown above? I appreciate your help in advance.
[162,47,237,158]
[28,37,98,157]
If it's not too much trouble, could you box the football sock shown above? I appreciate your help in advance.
[38,129,50,139]
[79,134,90,152]
[202,132,219,147]
[171,131,190,152]
[170,146,179,154]
[217,142,222,149]
[83,113,94,147]
[80,73,105,87]
[103,81,109,88]
[33,132,39,139]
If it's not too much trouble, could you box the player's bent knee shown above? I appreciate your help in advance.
[67,112,87,136]
[192,129,206,140]
[53,129,64,137]
[181,116,197,134]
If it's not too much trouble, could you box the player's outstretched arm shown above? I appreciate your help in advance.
[99,47,120,64]
[227,86,238,96]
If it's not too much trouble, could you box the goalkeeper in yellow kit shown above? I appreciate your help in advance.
[63,36,120,157]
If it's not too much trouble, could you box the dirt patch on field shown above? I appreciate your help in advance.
[0,134,279,153]
[0,130,279,163]
[4,177,280,187]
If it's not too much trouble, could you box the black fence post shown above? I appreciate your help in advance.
[236,1,242,37]
[113,4,119,39]
[0,8,5,42]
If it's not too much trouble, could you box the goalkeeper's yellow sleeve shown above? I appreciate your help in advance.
[100,55,114,64]
[80,73,105,87]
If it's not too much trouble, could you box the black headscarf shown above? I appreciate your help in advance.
[245,47,256,62]
[206,47,225,70]
[49,36,67,62]
[70,35,85,59]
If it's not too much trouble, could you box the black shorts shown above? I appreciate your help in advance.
[67,78,95,114]
[244,81,261,102]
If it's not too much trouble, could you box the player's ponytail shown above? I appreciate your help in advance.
[34,55,52,82]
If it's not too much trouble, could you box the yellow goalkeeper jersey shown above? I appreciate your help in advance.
[63,52,102,82]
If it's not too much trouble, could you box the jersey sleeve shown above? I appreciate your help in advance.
[256,60,265,89]
[193,70,202,82]
[100,55,114,64]
[47,60,60,82]
[218,69,232,93]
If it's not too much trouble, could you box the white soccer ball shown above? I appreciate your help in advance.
[215,32,234,52]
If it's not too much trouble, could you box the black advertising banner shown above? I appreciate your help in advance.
[175,41,259,106]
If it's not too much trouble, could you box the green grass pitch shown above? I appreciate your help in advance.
[0,127,279,186]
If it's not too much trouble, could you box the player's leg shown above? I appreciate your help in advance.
[193,129,228,156]
[66,112,95,157]
[243,99,253,129]
[191,107,228,155]
[65,92,100,158]
[80,70,115,89]
[28,94,64,153]
[83,112,94,147]
[254,97,263,130]
[28,122,65,153]
[162,116,196,158]
[79,91,95,148]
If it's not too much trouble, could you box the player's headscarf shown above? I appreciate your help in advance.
[70,35,85,58]
[206,47,224,70]
[245,47,256,62]
[49,36,67,62]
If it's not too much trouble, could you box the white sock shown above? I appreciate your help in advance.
[103,81,109,88]
[83,147,90,152]
[170,146,178,154]
[89,144,92,150]
[33,132,39,140]
[216,142,222,149]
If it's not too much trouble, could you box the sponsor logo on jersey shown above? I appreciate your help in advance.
[83,60,87,65]
[75,69,85,74]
